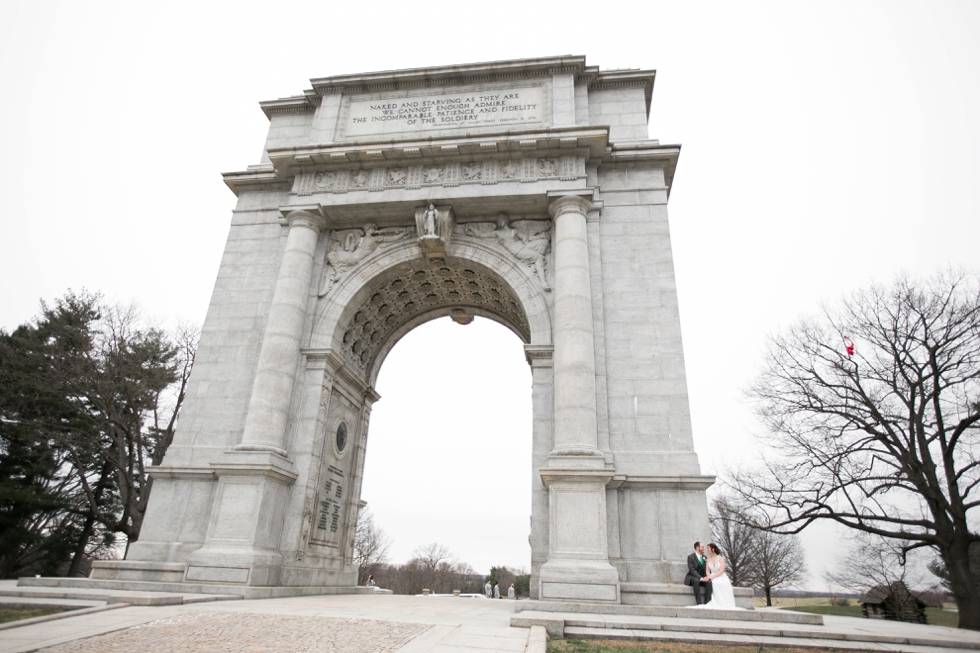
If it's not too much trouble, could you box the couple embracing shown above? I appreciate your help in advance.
[683,541,739,609]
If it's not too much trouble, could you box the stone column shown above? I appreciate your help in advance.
[537,193,620,603]
[550,194,600,455]
[238,210,326,455]
[182,209,323,587]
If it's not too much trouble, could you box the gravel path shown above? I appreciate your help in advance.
[39,611,431,653]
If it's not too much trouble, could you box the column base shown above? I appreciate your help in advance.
[537,558,621,603]
[538,463,620,603]
[185,543,286,586]
[183,450,298,587]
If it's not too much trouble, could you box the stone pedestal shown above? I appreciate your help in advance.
[183,451,297,585]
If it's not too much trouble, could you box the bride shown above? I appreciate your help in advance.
[700,543,741,609]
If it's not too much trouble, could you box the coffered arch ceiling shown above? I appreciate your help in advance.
[333,258,530,384]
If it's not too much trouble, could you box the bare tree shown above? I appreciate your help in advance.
[709,496,761,587]
[754,530,808,606]
[731,271,980,628]
[405,543,458,595]
[824,532,929,594]
[353,507,392,585]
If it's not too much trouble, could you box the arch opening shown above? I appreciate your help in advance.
[359,316,533,576]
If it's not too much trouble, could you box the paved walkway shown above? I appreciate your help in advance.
[0,595,531,653]
[0,593,976,653]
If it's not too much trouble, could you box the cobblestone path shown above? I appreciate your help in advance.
[39,610,431,652]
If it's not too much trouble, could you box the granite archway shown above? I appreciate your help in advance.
[90,57,724,607]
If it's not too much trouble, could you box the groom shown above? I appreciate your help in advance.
[684,541,712,605]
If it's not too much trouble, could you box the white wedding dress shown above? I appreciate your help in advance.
[702,558,740,609]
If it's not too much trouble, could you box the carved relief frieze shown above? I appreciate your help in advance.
[460,161,482,181]
[559,155,577,180]
[294,155,584,196]
[458,216,553,291]
[368,168,386,190]
[405,165,424,188]
[499,159,520,179]
[422,164,445,185]
[537,158,559,178]
[349,169,370,189]
[386,167,407,186]
[481,160,497,185]
[318,225,413,297]
[444,162,460,186]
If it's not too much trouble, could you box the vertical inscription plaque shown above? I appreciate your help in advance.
[316,465,346,534]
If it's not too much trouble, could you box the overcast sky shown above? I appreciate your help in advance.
[2,1,978,586]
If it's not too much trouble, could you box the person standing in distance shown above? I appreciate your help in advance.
[684,541,712,605]
[508,583,516,600]
[493,582,500,599]
[485,579,492,599]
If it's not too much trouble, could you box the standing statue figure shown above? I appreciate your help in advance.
[464,214,552,291]
[318,223,411,296]
[422,203,438,237]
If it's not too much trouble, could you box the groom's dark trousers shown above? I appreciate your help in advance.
[684,552,712,604]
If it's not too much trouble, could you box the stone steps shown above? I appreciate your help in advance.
[620,582,754,609]
[563,625,977,653]
[516,600,822,624]
[16,576,391,600]
[2,581,239,606]
[511,609,980,653]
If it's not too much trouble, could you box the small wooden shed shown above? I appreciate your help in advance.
[860,581,927,624]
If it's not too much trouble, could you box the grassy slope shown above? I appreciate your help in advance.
[782,605,960,628]
[0,607,68,624]
[550,641,876,653]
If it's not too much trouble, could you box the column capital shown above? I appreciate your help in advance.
[284,209,327,233]
[524,344,554,368]
[548,194,593,219]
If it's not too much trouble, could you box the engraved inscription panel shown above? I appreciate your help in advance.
[211,481,260,541]
[553,489,603,554]
[340,84,547,138]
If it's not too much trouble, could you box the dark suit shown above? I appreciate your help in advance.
[684,551,712,604]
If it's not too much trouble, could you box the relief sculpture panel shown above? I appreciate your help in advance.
[318,224,413,297]
[460,216,553,291]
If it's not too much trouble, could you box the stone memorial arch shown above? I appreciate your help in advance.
[93,56,714,604]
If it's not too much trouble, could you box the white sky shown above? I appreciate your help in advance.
[1,1,978,586]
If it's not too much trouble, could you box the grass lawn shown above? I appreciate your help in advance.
[549,640,876,653]
[782,605,960,628]
[782,605,864,618]
[0,607,69,624]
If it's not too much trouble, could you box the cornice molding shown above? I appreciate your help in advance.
[261,127,609,178]
[300,347,380,403]
[588,69,656,118]
[602,141,681,198]
[306,56,590,97]
[606,475,716,491]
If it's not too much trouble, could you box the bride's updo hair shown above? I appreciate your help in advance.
[707,543,721,555]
